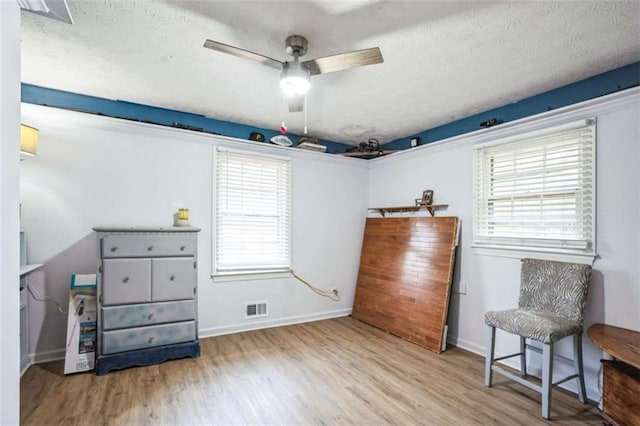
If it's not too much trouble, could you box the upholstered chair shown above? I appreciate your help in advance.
[484,258,592,419]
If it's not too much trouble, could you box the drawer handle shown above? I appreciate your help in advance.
[147,313,154,320]
[170,275,175,281]
[147,246,154,251]
[148,336,155,344]
[110,246,118,252]
[122,276,130,283]
[180,246,186,251]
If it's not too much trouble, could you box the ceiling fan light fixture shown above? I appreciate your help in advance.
[280,76,310,96]
[280,61,310,96]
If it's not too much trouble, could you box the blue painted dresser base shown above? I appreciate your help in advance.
[96,340,200,375]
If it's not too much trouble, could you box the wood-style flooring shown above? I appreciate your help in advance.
[21,317,603,425]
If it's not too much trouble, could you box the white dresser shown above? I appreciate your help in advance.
[94,227,200,375]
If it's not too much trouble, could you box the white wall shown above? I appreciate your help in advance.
[19,104,368,361]
[0,1,21,424]
[368,88,640,402]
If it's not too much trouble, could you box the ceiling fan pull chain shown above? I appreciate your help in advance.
[280,96,287,134]
[304,94,308,135]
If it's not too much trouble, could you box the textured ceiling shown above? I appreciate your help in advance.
[21,1,640,145]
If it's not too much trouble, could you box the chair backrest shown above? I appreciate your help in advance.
[518,258,592,324]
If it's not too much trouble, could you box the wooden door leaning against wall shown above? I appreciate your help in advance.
[352,216,459,353]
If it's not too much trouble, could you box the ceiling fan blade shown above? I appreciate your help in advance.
[203,39,283,70]
[302,47,383,76]
[288,94,304,113]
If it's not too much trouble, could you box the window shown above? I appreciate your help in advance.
[473,118,595,258]
[214,148,291,275]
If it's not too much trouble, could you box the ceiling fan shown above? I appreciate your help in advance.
[203,35,383,113]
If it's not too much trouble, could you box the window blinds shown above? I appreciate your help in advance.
[215,149,291,273]
[473,119,595,253]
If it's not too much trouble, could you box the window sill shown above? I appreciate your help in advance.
[472,245,596,265]
[211,269,292,282]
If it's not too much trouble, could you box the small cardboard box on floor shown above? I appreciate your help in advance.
[64,274,97,374]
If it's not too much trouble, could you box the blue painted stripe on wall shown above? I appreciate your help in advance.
[382,62,640,151]
[22,62,639,155]
[20,84,352,154]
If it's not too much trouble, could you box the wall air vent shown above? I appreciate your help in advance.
[245,301,268,318]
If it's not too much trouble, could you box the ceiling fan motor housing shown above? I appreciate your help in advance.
[285,35,308,57]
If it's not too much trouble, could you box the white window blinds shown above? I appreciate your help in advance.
[473,118,595,254]
[215,149,291,273]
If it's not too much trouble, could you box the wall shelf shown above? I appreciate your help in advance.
[368,204,448,217]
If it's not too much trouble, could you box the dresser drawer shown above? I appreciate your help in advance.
[102,258,151,305]
[102,300,195,330]
[152,257,195,301]
[102,321,196,354]
[102,235,196,258]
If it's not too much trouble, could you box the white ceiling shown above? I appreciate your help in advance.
[21,1,640,145]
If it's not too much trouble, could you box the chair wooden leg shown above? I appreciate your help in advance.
[485,325,496,387]
[573,334,587,403]
[520,336,527,377]
[541,342,554,419]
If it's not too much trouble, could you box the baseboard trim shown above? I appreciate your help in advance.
[447,334,485,356]
[30,348,66,364]
[447,333,599,402]
[20,362,31,377]
[199,308,353,339]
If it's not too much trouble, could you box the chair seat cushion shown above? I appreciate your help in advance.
[484,309,582,343]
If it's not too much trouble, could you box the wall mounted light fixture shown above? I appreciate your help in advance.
[20,124,39,156]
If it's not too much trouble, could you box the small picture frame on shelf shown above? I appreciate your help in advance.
[421,190,434,206]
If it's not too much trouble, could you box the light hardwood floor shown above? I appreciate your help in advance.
[21,317,603,425]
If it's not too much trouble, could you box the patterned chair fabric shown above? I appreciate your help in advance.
[518,259,591,323]
[485,259,592,344]
[484,309,583,344]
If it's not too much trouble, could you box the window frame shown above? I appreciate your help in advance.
[212,147,292,280]
[472,118,596,263]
